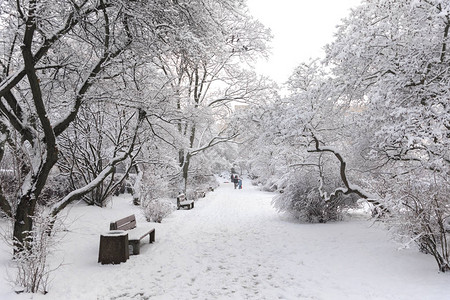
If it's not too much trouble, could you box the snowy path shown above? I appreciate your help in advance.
[1,179,449,299]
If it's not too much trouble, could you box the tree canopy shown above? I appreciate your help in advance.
[0,0,449,277]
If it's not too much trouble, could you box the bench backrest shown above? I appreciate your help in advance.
[110,214,137,231]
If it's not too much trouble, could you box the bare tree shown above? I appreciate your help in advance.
[57,105,140,207]
[0,0,193,251]
[150,3,271,192]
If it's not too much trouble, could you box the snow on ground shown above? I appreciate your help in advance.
[0,179,449,299]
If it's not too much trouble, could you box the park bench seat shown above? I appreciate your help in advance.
[177,193,194,209]
[110,214,155,255]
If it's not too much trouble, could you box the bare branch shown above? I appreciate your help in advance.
[307,132,387,213]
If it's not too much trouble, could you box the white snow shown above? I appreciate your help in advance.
[102,231,128,238]
[0,180,449,299]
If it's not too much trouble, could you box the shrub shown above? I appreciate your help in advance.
[9,213,61,294]
[39,174,71,205]
[272,175,356,223]
[386,179,450,272]
[274,184,330,223]
[142,198,176,223]
[188,174,219,198]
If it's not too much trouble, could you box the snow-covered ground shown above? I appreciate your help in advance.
[0,179,449,299]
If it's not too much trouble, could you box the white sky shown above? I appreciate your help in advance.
[246,0,361,85]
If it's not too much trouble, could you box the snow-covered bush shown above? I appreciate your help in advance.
[272,173,359,223]
[142,198,176,223]
[197,174,219,191]
[260,176,287,193]
[387,178,450,272]
[9,213,61,294]
[274,184,331,223]
[139,173,175,223]
[39,174,71,205]
[140,172,170,200]
[273,179,323,223]
[185,174,218,199]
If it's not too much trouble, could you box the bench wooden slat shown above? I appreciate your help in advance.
[128,227,155,241]
[110,214,136,230]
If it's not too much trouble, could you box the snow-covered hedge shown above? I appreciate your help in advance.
[386,178,450,272]
[141,198,176,223]
[9,212,62,294]
[273,184,332,223]
[272,174,358,223]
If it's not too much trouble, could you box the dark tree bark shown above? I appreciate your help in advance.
[0,0,133,252]
[307,133,387,215]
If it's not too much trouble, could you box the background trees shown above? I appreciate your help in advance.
[240,0,449,272]
[1,0,448,283]
[0,0,271,255]
[325,0,450,271]
[0,0,145,250]
[148,2,271,193]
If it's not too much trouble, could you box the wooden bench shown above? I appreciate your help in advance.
[110,214,155,255]
[177,193,194,210]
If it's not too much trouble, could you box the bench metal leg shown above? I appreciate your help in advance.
[149,230,155,243]
[129,240,140,255]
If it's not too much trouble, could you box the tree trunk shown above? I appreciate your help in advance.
[182,153,191,193]
[13,192,37,252]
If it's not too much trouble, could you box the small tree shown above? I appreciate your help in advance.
[7,211,62,294]
[386,175,450,272]
[150,3,271,193]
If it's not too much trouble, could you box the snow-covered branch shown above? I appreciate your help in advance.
[49,151,128,217]
[307,133,386,212]
[49,109,145,216]
[190,132,239,157]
